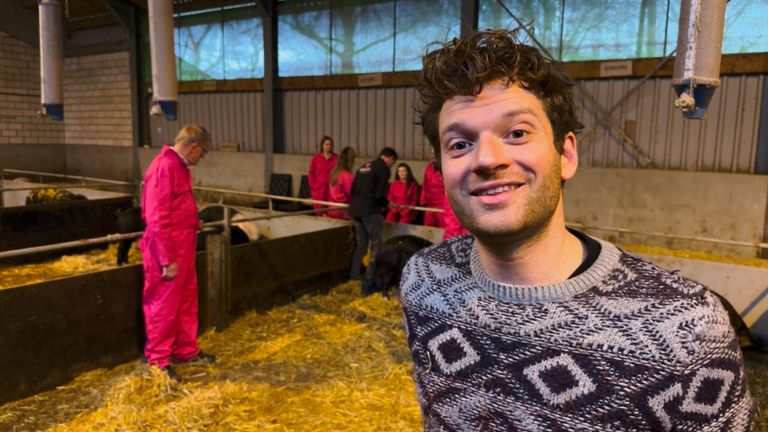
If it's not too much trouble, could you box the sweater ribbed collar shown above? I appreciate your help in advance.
[470,236,621,303]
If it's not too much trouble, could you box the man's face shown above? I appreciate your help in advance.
[382,156,396,168]
[186,140,210,166]
[438,81,577,245]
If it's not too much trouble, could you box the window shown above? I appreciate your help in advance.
[278,0,460,77]
[479,0,768,62]
[722,0,768,54]
[278,0,332,76]
[175,3,264,81]
[394,0,461,71]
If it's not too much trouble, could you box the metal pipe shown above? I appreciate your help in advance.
[193,186,445,213]
[0,226,218,260]
[147,0,177,120]
[2,216,766,261]
[0,231,143,260]
[38,0,64,121]
[566,222,768,250]
[223,206,231,237]
[0,183,136,193]
[2,169,135,186]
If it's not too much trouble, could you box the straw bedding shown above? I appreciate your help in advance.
[0,281,422,431]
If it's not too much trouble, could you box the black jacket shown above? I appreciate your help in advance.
[349,157,390,218]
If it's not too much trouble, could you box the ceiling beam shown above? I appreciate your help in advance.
[0,0,39,47]
[102,0,136,34]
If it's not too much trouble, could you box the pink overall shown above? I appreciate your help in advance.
[139,146,201,368]
[327,170,353,219]
[442,197,469,240]
[308,152,337,213]
[385,180,420,224]
[420,162,445,228]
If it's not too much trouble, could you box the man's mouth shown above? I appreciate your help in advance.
[473,184,521,196]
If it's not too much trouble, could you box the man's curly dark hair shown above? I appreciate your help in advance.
[418,29,584,160]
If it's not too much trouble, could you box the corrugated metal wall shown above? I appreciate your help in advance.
[149,75,764,173]
[280,87,431,160]
[149,92,264,152]
[577,75,763,173]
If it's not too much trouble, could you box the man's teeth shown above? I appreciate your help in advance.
[478,185,518,196]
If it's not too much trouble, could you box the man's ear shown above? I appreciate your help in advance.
[560,132,578,181]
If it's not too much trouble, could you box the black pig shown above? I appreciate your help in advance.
[373,235,432,298]
[116,207,144,265]
[196,205,252,251]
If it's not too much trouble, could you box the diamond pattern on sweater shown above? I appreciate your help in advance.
[680,367,735,415]
[427,328,481,374]
[523,354,597,406]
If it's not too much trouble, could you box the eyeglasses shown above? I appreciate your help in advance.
[197,144,210,157]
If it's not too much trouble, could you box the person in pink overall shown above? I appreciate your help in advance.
[386,163,420,224]
[420,152,446,228]
[327,146,356,219]
[140,124,214,381]
[442,196,470,240]
[308,136,337,215]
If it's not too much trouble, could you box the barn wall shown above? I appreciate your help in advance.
[149,92,265,152]
[145,74,766,175]
[577,75,764,173]
[63,51,133,147]
[0,31,65,173]
[0,31,136,179]
[563,168,768,257]
[279,87,430,160]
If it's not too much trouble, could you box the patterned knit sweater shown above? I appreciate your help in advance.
[400,234,755,431]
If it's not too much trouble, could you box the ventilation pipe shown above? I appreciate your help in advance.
[38,0,63,122]
[148,0,177,120]
[672,0,727,119]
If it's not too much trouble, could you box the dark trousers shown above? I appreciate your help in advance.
[350,213,384,282]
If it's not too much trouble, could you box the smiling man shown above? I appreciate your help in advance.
[400,30,754,431]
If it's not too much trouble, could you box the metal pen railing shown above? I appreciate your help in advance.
[1,182,765,259]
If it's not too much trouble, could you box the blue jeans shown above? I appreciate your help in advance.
[350,213,384,281]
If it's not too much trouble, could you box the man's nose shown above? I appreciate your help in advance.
[471,133,508,175]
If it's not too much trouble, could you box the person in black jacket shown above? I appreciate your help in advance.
[348,147,398,294]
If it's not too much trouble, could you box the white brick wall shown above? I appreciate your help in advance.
[63,51,134,147]
[0,31,134,148]
[0,31,64,145]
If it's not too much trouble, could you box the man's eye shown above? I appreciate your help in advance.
[449,141,471,151]
[509,130,527,140]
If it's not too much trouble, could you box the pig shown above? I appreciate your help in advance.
[371,235,433,298]
[196,205,255,251]
[115,206,144,266]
